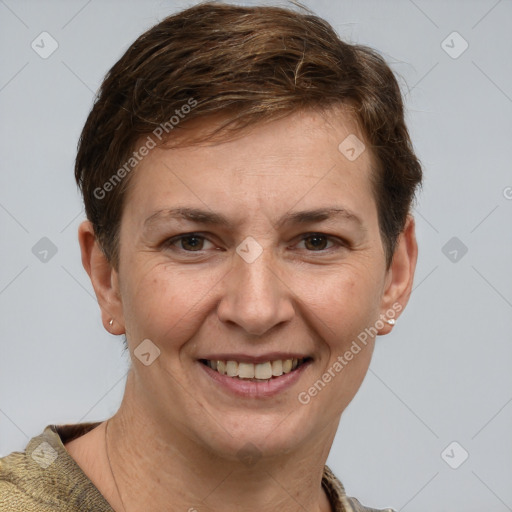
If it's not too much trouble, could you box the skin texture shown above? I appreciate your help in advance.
[68,107,418,512]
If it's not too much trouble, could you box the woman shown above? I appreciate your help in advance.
[0,2,421,511]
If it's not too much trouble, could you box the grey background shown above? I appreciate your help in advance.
[1,0,511,510]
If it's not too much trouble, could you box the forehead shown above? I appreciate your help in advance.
[123,107,377,224]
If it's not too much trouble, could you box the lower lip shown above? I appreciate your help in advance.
[198,361,311,398]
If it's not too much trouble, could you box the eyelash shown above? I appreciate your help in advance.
[163,233,217,252]
[163,232,347,253]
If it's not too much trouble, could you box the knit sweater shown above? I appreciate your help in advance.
[0,422,394,512]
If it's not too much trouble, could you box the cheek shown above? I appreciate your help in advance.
[292,264,381,340]
[120,261,224,350]
[300,273,377,407]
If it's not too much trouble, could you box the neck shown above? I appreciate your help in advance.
[105,373,335,512]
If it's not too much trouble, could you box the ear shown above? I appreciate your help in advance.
[378,215,418,335]
[78,220,125,334]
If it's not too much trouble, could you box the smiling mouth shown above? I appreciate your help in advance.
[199,358,311,382]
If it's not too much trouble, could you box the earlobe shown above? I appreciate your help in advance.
[378,215,418,335]
[78,220,125,335]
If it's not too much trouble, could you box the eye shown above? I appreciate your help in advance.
[296,234,339,251]
[165,233,215,252]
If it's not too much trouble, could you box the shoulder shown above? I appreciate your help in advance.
[344,496,396,512]
[322,465,396,512]
[0,446,57,511]
[0,423,113,512]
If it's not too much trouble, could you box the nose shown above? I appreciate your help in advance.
[217,247,295,336]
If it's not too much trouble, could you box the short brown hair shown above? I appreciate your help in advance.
[75,1,422,269]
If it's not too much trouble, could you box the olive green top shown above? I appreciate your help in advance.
[0,422,394,512]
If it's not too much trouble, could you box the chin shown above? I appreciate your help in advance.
[195,408,314,461]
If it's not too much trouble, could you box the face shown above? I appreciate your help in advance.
[91,108,414,459]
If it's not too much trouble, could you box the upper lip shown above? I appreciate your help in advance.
[198,352,312,364]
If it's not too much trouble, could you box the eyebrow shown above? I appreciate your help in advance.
[143,207,230,230]
[143,206,365,231]
[276,207,364,229]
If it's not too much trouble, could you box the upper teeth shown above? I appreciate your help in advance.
[206,358,303,379]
